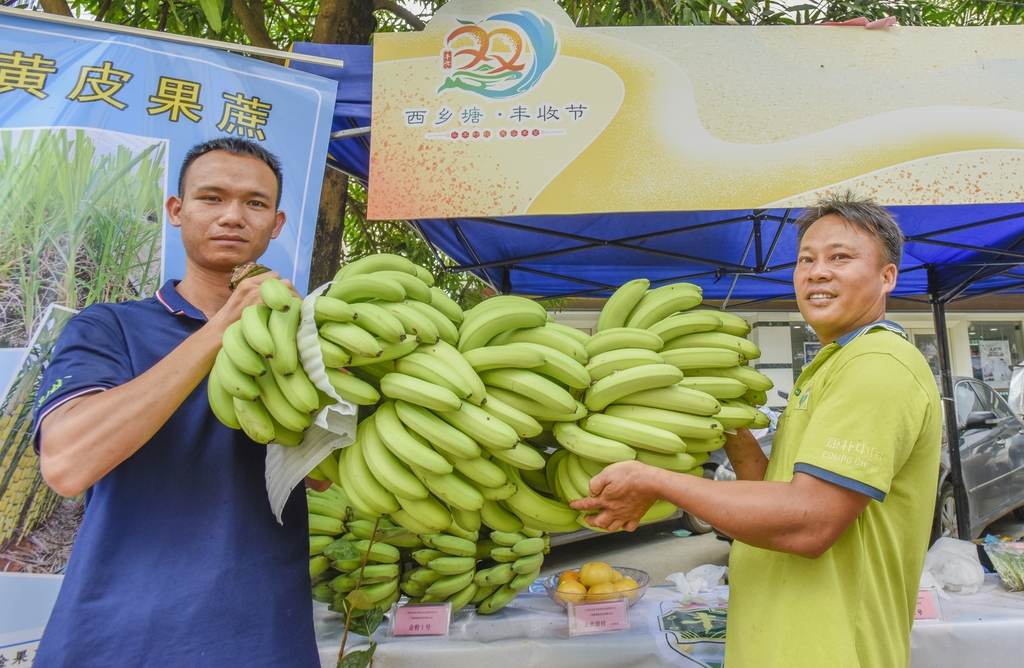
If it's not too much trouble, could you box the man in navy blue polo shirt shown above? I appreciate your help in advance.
[32,138,320,667]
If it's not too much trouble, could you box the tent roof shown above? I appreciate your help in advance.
[292,43,1024,305]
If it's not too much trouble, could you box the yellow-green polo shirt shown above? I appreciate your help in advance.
[726,321,942,668]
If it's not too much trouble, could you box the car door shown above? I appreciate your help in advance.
[972,382,1024,518]
[958,381,1015,522]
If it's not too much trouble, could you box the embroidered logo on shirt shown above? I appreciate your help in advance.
[41,376,71,403]
[794,383,812,411]
[824,437,883,473]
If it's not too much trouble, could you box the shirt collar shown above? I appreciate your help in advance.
[155,280,208,322]
[834,319,907,347]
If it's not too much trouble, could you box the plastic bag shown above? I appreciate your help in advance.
[665,565,728,595]
[983,541,1024,592]
[923,537,986,595]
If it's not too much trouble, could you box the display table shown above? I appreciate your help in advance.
[316,577,1024,668]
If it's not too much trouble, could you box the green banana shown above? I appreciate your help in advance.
[596,278,650,332]
[625,283,703,329]
[313,295,355,324]
[499,463,581,532]
[468,478,518,502]
[427,287,464,323]
[512,537,545,556]
[718,399,768,429]
[310,534,334,556]
[436,399,520,451]
[544,449,571,495]
[240,304,275,358]
[259,277,294,312]
[415,266,436,287]
[463,344,546,372]
[490,531,526,547]
[451,506,482,532]
[635,449,699,472]
[390,508,435,535]
[395,353,472,398]
[553,421,637,464]
[413,548,446,566]
[267,297,303,376]
[585,347,664,382]
[478,368,577,414]
[324,368,381,405]
[447,582,479,612]
[582,413,686,454]
[372,270,433,303]
[319,321,382,359]
[306,495,347,522]
[489,325,589,364]
[350,564,401,584]
[409,566,447,585]
[207,366,241,429]
[374,401,453,475]
[443,521,479,543]
[214,348,260,401]
[485,442,547,471]
[584,363,684,411]
[480,499,524,533]
[505,342,590,389]
[394,400,481,459]
[272,365,319,413]
[427,555,476,575]
[480,391,543,439]
[612,384,721,417]
[359,578,400,605]
[335,253,419,281]
[688,365,774,392]
[585,327,664,357]
[713,311,752,337]
[405,299,460,344]
[222,321,267,377]
[512,551,544,573]
[233,396,275,443]
[416,341,487,405]
[744,388,768,405]
[662,331,761,360]
[351,539,401,564]
[255,368,313,433]
[604,404,724,440]
[426,570,476,598]
[510,569,540,591]
[545,322,590,345]
[309,513,345,536]
[395,493,453,533]
[448,454,507,489]
[318,337,352,368]
[427,533,477,557]
[415,469,486,512]
[484,387,587,422]
[345,519,379,540]
[344,431,401,514]
[310,555,331,578]
[518,464,553,497]
[659,346,741,372]
[477,584,519,614]
[375,300,439,343]
[490,546,519,563]
[380,372,462,412]
[327,274,406,303]
[270,414,304,446]
[677,376,748,399]
[375,337,421,362]
[457,298,548,352]
[350,301,407,343]
[648,310,723,341]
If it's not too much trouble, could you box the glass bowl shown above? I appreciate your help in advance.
[542,566,651,609]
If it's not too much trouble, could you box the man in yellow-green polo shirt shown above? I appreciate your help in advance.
[572,193,942,668]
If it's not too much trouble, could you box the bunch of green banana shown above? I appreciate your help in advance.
[209,277,328,445]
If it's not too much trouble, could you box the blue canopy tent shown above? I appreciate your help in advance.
[292,42,1024,538]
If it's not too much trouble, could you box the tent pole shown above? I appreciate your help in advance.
[501,266,512,295]
[928,268,971,539]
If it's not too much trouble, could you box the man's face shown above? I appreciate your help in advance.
[794,214,897,345]
[166,150,285,273]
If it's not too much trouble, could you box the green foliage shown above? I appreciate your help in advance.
[338,643,376,668]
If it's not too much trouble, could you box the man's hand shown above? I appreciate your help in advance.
[570,461,666,532]
[207,271,298,332]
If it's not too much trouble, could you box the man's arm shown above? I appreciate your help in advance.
[722,428,769,481]
[39,276,276,497]
[571,461,870,559]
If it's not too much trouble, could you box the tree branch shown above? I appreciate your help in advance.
[374,0,425,30]
[230,0,278,50]
[38,0,72,17]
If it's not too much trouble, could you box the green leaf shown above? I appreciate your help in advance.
[199,0,224,32]
[347,606,385,637]
[324,538,361,562]
[347,589,375,611]
[338,643,376,668]
[148,0,160,21]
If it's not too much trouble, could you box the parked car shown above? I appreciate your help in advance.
[706,378,1024,543]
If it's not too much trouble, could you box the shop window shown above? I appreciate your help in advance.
[790,322,819,382]
[968,321,1023,393]
[913,333,941,377]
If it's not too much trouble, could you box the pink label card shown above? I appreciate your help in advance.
[568,598,630,636]
[915,588,939,620]
[392,603,451,636]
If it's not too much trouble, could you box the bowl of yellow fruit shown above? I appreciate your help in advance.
[543,562,650,608]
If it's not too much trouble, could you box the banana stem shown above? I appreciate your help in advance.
[338,515,382,663]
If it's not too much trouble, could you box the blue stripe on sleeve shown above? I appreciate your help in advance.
[793,463,886,502]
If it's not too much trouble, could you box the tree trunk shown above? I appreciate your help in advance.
[231,0,277,50]
[306,0,378,288]
[307,165,349,291]
[38,0,73,17]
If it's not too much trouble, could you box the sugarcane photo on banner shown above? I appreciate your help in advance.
[0,11,336,573]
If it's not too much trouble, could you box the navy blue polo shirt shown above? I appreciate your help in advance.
[31,281,318,668]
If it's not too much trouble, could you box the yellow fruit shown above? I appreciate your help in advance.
[579,561,615,588]
[610,569,622,580]
[613,577,638,592]
[557,579,588,604]
[558,570,581,586]
[586,581,619,602]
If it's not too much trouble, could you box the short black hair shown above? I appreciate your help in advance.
[178,137,284,207]
[795,191,903,268]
